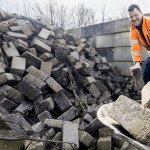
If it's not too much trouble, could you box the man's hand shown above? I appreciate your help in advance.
[130,62,141,73]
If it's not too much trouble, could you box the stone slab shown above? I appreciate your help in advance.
[108,95,150,145]
[6,31,28,40]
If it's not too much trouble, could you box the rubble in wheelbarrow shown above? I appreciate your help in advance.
[0,9,144,150]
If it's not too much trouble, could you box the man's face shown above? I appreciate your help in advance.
[128,8,143,26]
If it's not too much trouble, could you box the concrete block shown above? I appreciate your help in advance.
[0,73,16,85]
[21,51,42,69]
[51,63,65,78]
[38,28,51,39]
[40,97,55,111]
[17,20,35,37]
[97,136,111,150]
[0,98,18,113]
[0,23,8,33]
[0,9,5,20]
[98,126,112,137]
[14,39,28,53]
[38,110,53,122]
[79,130,94,147]
[31,38,51,53]
[96,63,110,73]
[7,18,17,26]
[25,141,44,150]
[13,100,33,115]
[2,42,20,59]
[39,53,53,61]
[109,95,150,145]
[32,122,44,133]
[98,90,112,104]
[0,48,7,69]
[114,32,131,47]
[52,132,62,141]
[49,58,60,67]
[112,62,138,76]
[9,26,22,32]
[62,121,79,149]
[87,83,102,98]
[57,106,79,121]
[0,67,5,74]
[2,113,32,133]
[142,82,150,108]
[46,24,55,30]
[84,117,103,134]
[70,51,79,60]
[11,56,26,75]
[53,91,72,112]
[6,31,28,40]
[75,38,86,45]
[83,113,94,123]
[44,119,63,129]
[45,77,63,92]
[0,84,25,104]
[28,48,37,56]
[23,73,47,90]
[43,128,55,141]
[26,66,49,81]
[56,39,66,45]
[40,61,52,76]
[16,79,42,101]
[82,77,96,87]
[33,95,43,115]
[67,28,81,39]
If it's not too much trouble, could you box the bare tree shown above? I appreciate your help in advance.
[99,4,107,23]
[118,4,128,19]
[22,0,32,17]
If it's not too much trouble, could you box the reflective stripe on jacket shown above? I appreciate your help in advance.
[130,16,150,63]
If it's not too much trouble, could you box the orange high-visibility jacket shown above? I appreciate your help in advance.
[130,16,150,64]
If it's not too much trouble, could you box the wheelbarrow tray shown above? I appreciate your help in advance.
[97,103,150,150]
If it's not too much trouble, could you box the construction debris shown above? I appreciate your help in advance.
[0,10,144,150]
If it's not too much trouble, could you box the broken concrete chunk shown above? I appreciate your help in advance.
[16,79,42,101]
[75,38,86,45]
[62,121,79,149]
[39,53,53,61]
[2,42,20,59]
[108,95,150,145]
[53,91,72,112]
[33,95,43,115]
[11,56,26,75]
[31,38,51,53]
[7,18,17,26]
[28,48,37,56]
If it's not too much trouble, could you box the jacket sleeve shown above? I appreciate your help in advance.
[130,28,142,64]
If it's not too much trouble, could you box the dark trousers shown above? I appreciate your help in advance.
[143,57,150,84]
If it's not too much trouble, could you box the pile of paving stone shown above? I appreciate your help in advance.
[0,9,141,150]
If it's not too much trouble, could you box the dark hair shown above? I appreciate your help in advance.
[128,4,142,12]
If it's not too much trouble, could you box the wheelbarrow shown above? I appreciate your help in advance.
[97,103,150,150]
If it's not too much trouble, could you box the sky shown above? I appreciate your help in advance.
[0,0,150,19]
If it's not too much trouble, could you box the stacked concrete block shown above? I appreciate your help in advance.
[38,28,51,39]
[9,26,22,32]
[6,31,28,40]
[14,39,28,53]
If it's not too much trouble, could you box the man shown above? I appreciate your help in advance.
[128,4,150,84]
